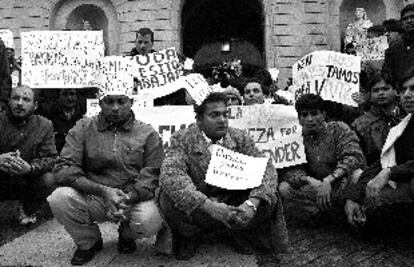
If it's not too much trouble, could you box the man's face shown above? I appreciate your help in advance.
[6,48,14,61]
[244,82,264,105]
[197,101,228,140]
[135,33,153,55]
[9,87,37,120]
[386,31,402,46]
[298,109,326,135]
[99,95,133,124]
[402,10,414,33]
[355,9,364,20]
[400,76,414,114]
[225,94,241,106]
[370,80,396,106]
[59,89,78,110]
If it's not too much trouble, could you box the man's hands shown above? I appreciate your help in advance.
[366,168,390,207]
[344,199,366,227]
[201,199,244,229]
[0,151,32,176]
[102,187,130,222]
[305,176,333,211]
[232,198,260,227]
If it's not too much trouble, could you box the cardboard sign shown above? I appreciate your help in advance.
[292,51,361,107]
[130,47,183,98]
[180,74,213,105]
[21,31,104,88]
[86,104,306,169]
[358,36,388,61]
[205,145,268,190]
[0,29,14,49]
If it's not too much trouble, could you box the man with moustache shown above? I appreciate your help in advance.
[0,85,57,224]
[344,69,414,227]
[159,92,288,260]
[48,90,164,265]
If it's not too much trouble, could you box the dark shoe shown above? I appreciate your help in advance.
[229,235,254,255]
[174,234,200,260]
[71,238,103,266]
[117,222,137,254]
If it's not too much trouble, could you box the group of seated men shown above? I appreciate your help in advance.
[0,64,413,265]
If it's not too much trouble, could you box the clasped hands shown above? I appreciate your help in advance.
[0,150,32,176]
[202,198,258,229]
[102,187,132,222]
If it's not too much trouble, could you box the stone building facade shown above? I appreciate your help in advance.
[0,0,410,83]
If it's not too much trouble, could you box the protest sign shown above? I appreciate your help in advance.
[98,56,135,98]
[205,145,268,190]
[21,31,104,88]
[86,99,100,117]
[86,104,306,169]
[0,29,14,49]
[181,73,213,105]
[292,51,361,107]
[130,47,183,98]
[357,36,388,61]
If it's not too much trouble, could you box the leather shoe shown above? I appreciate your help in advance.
[118,222,137,254]
[174,234,200,260]
[71,238,103,266]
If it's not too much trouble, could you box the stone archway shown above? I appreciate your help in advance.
[49,0,120,55]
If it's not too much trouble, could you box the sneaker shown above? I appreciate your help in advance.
[70,238,103,266]
[117,222,137,254]
[19,206,37,225]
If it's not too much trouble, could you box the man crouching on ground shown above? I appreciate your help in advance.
[48,92,164,265]
[158,92,288,260]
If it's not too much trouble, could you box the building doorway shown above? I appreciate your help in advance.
[181,0,265,77]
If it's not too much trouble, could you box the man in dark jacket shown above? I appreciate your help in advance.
[0,85,57,224]
[382,4,414,88]
[344,69,414,227]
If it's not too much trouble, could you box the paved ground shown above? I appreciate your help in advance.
[0,202,414,266]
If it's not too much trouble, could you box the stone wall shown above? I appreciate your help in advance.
[0,0,407,83]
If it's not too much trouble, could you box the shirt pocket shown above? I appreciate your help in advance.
[123,145,144,169]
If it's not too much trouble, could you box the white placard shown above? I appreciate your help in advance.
[358,36,388,61]
[21,31,104,88]
[0,29,14,49]
[180,73,213,105]
[98,56,135,98]
[205,145,268,190]
[292,51,361,107]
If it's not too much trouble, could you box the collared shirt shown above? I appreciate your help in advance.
[0,111,57,175]
[53,112,164,202]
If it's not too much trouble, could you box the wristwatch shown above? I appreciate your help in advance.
[244,200,257,212]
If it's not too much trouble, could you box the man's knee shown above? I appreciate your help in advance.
[128,200,163,239]
[279,181,292,199]
[47,187,80,215]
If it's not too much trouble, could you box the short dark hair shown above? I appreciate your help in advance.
[368,72,393,91]
[294,94,324,114]
[399,67,414,92]
[243,78,269,95]
[194,92,227,120]
[401,4,414,19]
[383,19,404,33]
[367,25,386,37]
[136,28,154,43]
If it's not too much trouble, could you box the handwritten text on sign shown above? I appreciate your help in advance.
[292,51,361,107]
[131,47,183,96]
[21,31,104,88]
[205,145,268,190]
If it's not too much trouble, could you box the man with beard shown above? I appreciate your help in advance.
[382,4,414,88]
[344,69,414,227]
[243,79,267,105]
[0,85,56,224]
[279,94,365,221]
[42,89,84,153]
[159,92,288,260]
[352,73,400,166]
[129,28,156,56]
[48,91,164,265]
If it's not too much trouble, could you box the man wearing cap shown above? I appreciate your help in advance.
[48,87,164,265]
